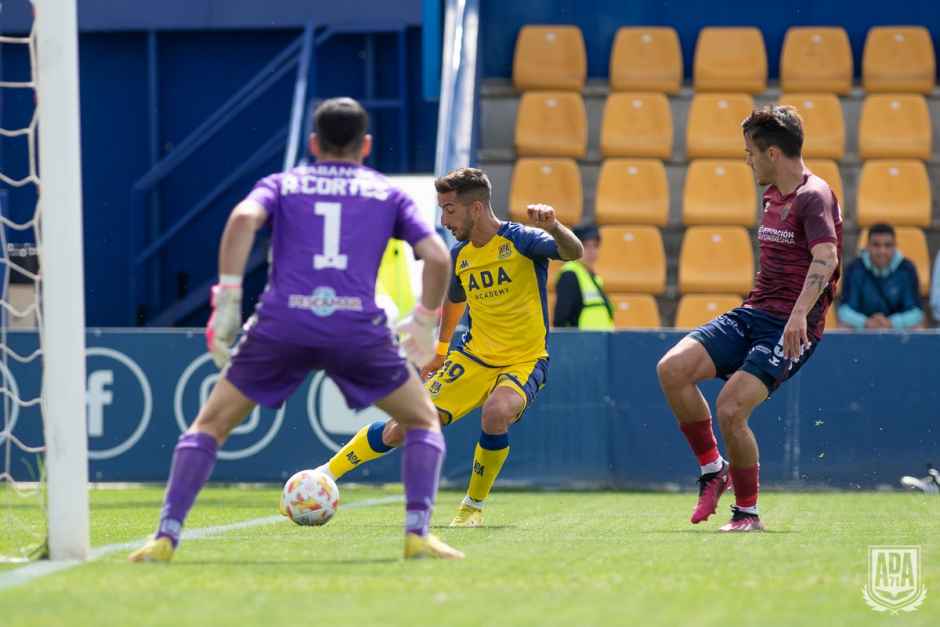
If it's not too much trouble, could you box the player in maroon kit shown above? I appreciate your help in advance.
[656,105,842,531]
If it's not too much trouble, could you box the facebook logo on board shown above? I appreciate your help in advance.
[85,348,152,460]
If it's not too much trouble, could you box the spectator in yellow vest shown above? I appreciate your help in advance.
[552,224,614,329]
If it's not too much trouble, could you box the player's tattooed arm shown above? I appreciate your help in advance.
[526,203,584,260]
[548,222,584,261]
[781,242,838,360]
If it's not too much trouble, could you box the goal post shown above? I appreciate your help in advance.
[34,0,89,561]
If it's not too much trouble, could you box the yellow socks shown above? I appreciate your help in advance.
[324,421,393,480]
[466,432,510,504]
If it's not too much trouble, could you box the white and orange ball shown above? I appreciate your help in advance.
[279,469,340,526]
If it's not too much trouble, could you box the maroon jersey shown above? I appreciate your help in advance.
[744,171,842,339]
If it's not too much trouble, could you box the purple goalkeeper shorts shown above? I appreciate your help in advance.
[225,327,410,410]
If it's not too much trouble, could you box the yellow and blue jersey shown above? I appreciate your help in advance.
[449,222,561,365]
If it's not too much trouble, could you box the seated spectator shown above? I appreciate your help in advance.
[838,223,923,330]
[553,224,614,329]
[932,250,940,324]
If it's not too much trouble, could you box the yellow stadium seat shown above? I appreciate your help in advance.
[862,26,936,94]
[857,226,931,296]
[595,159,669,226]
[856,160,931,227]
[858,94,931,160]
[682,159,756,227]
[515,91,588,158]
[608,293,662,329]
[674,294,742,329]
[609,27,682,94]
[693,27,767,94]
[679,226,754,294]
[600,92,673,159]
[547,260,563,293]
[778,93,845,159]
[805,159,844,206]
[780,27,853,94]
[596,226,666,294]
[825,303,839,332]
[508,158,583,226]
[513,25,587,91]
[686,93,754,159]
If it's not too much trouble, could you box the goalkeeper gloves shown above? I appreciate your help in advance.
[395,303,441,369]
[206,280,242,369]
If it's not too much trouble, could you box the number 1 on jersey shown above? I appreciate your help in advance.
[313,201,348,270]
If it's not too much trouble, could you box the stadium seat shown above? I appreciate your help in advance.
[805,159,844,206]
[674,294,742,329]
[780,27,853,94]
[515,91,588,158]
[693,27,767,94]
[609,27,682,94]
[608,293,662,329]
[508,158,583,226]
[858,94,931,160]
[778,94,845,159]
[857,226,931,296]
[682,160,756,227]
[825,303,839,331]
[513,25,587,92]
[856,160,931,227]
[595,159,669,226]
[595,226,666,294]
[686,93,754,159]
[862,26,936,94]
[678,226,754,294]
[600,92,673,159]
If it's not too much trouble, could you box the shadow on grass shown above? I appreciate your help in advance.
[170,557,400,566]
[638,529,799,535]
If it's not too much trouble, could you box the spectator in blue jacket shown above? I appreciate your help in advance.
[931,250,940,324]
[838,223,923,330]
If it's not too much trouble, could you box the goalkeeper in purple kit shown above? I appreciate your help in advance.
[130,97,463,562]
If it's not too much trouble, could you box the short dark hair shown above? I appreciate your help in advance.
[312,97,369,155]
[434,167,492,204]
[869,223,895,240]
[742,104,804,158]
[573,223,600,243]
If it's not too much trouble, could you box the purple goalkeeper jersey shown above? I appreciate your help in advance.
[244,161,433,345]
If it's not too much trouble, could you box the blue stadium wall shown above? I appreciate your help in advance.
[1,1,435,326]
[6,330,938,488]
[480,0,940,79]
[2,0,938,325]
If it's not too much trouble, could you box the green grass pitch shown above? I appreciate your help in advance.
[1,486,937,626]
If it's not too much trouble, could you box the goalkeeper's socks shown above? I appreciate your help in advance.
[156,432,218,548]
[467,432,510,503]
[402,428,445,537]
[325,421,394,480]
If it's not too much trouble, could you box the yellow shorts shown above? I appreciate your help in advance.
[425,348,549,425]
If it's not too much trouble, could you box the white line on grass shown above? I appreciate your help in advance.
[0,494,403,592]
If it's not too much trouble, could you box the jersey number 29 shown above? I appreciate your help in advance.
[313,201,348,270]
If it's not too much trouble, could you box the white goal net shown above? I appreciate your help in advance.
[0,0,88,563]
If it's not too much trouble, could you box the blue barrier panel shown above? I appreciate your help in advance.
[5,329,938,487]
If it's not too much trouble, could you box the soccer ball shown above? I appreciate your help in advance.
[279,469,340,526]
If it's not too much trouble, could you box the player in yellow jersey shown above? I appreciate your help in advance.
[315,167,583,525]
